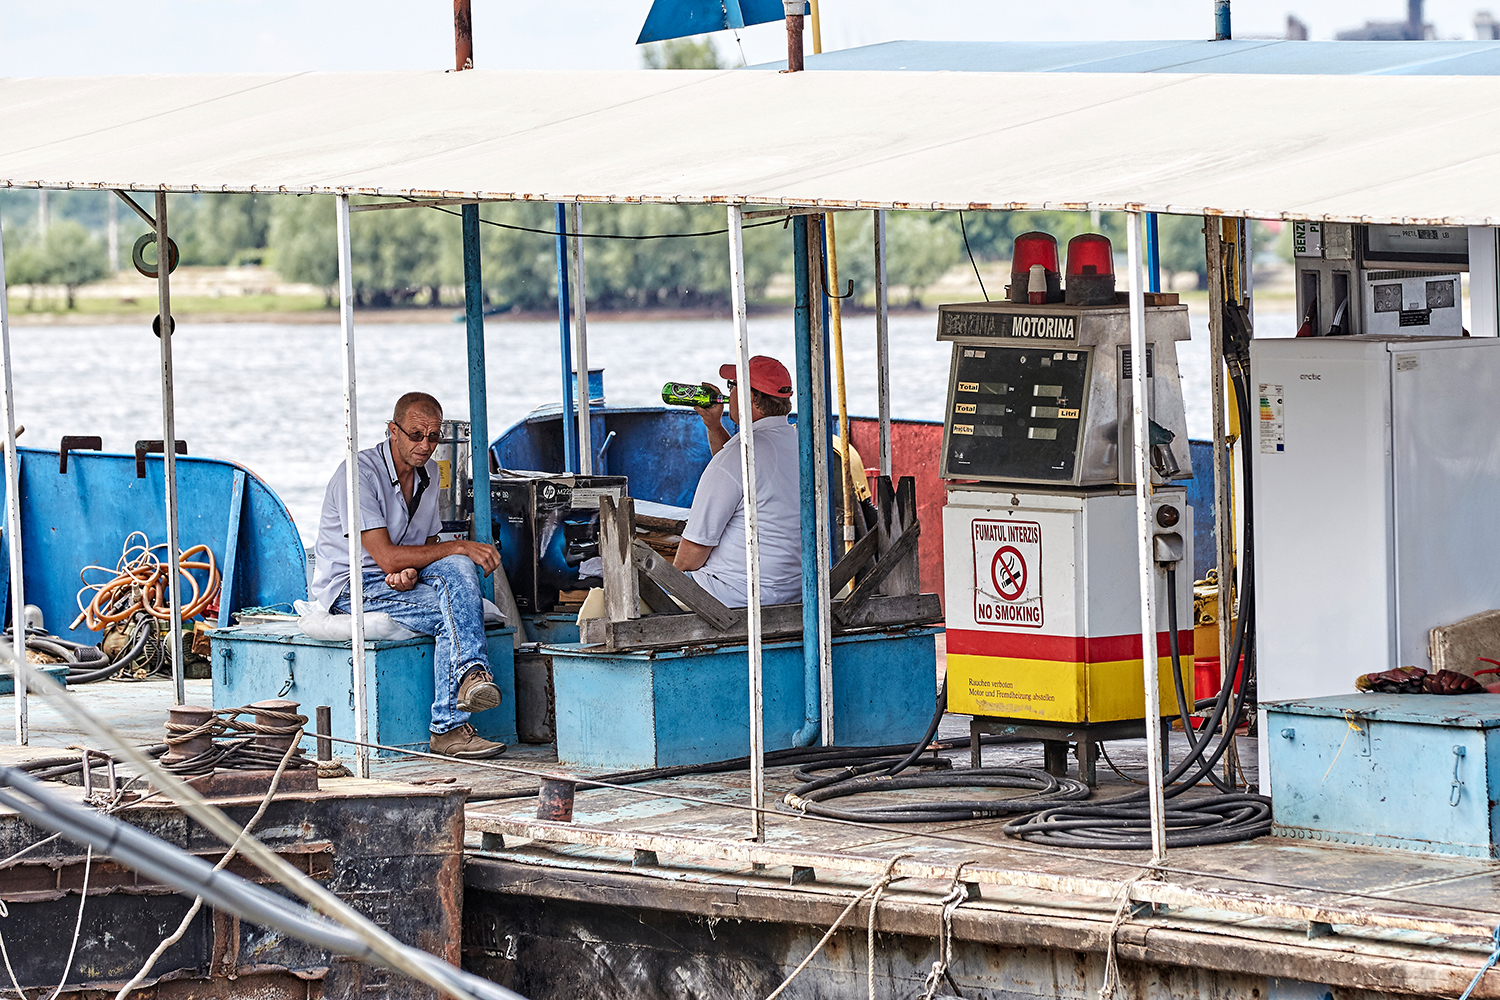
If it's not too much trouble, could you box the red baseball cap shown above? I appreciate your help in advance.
[720,356,793,398]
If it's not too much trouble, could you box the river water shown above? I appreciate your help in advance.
[7,309,1293,544]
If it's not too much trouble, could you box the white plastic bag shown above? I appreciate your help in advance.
[294,600,420,642]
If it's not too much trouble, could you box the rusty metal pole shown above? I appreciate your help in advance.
[454,0,473,71]
[784,1,805,72]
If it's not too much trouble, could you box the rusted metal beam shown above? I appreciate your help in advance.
[464,813,1500,940]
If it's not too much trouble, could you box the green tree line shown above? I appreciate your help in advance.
[1,185,1235,311]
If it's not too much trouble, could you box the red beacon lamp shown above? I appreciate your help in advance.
[1064,233,1116,306]
[1008,232,1062,304]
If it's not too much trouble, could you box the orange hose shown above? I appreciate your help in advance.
[77,538,221,631]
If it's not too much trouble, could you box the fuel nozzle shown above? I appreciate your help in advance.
[1148,420,1180,480]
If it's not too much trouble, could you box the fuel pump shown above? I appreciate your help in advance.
[939,234,1195,730]
[1292,222,1465,337]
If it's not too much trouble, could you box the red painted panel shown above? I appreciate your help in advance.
[947,628,1196,660]
[847,417,946,607]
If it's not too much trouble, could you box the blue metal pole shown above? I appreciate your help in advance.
[792,215,821,747]
[1214,0,1231,40]
[555,205,578,473]
[1146,213,1162,294]
[461,204,494,601]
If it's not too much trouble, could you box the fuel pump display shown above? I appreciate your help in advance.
[936,237,1195,730]
[944,346,1092,482]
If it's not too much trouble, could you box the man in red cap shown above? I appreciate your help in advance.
[674,355,803,607]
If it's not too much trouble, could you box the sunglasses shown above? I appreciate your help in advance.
[391,421,442,445]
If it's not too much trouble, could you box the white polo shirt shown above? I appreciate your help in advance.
[683,417,803,607]
[310,440,441,610]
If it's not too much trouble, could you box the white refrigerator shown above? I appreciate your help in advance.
[1252,336,1500,786]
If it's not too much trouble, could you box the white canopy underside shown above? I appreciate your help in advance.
[2,68,1499,225]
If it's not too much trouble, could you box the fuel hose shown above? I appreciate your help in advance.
[1004,355,1273,849]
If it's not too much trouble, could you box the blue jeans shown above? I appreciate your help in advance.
[332,555,489,733]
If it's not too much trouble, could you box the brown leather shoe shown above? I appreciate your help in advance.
[430,723,506,760]
[456,667,502,713]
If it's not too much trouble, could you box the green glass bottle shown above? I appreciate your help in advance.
[661,382,726,408]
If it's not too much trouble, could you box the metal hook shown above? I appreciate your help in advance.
[827,279,855,300]
[279,650,296,697]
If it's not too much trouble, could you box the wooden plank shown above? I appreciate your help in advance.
[578,592,940,650]
[599,496,640,622]
[630,539,734,631]
[834,520,920,626]
[636,573,679,615]
[462,813,1500,939]
[883,475,922,598]
[217,469,247,628]
[828,527,878,597]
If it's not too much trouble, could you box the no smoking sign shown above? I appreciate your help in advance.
[971,519,1043,628]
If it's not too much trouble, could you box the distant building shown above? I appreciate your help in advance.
[1286,15,1309,39]
[1336,0,1431,39]
[1479,10,1499,39]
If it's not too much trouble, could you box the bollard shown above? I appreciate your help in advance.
[164,704,215,763]
[249,698,301,753]
[536,778,576,822]
[316,706,332,761]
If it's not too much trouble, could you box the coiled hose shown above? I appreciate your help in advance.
[1003,355,1272,849]
[24,617,155,684]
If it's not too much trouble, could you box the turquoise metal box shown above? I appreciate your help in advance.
[210,621,517,757]
[1267,694,1500,857]
[549,627,940,769]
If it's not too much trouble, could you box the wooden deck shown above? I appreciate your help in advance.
[10,676,1500,999]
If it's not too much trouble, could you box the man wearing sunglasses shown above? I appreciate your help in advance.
[674,356,802,608]
[311,391,507,760]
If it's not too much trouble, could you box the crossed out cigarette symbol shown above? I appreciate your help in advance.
[990,546,1027,601]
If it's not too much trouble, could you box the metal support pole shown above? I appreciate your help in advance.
[873,210,893,479]
[453,0,473,71]
[1215,0,1232,39]
[792,217,821,748]
[727,206,765,841]
[825,217,855,554]
[462,205,494,601]
[155,192,185,705]
[569,204,592,476]
[0,215,26,745]
[784,1,805,71]
[1127,210,1168,862]
[1146,213,1162,294]
[555,205,577,474]
[335,195,370,780]
[808,222,835,745]
[1205,223,1235,690]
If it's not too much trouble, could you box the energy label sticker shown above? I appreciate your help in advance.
[1259,383,1284,454]
[971,519,1043,628]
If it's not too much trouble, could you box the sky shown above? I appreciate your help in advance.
[1,0,1496,77]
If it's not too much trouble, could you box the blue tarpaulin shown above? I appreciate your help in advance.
[637,0,802,44]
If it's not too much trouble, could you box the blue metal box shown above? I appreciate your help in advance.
[549,627,939,769]
[210,622,516,757]
[1267,694,1500,857]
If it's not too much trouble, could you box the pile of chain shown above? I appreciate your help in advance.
[162,705,315,776]
[74,531,221,632]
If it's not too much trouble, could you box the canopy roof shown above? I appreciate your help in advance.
[753,39,1500,75]
[3,67,1499,225]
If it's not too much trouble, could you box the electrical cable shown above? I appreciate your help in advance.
[1003,336,1271,849]
[779,679,1089,824]
[957,211,988,302]
[419,201,788,241]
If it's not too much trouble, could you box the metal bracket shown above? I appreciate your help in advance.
[790,865,816,886]
[278,651,296,697]
[1452,745,1467,807]
[58,435,101,474]
[135,439,187,478]
[113,190,156,228]
[218,646,233,685]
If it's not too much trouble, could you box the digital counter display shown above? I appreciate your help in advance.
[944,345,1090,482]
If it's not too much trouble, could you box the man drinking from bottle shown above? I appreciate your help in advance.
[674,356,803,608]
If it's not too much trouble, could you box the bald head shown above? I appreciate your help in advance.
[393,391,442,426]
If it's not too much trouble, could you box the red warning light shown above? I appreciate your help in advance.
[1009,232,1061,304]
[1065,233,1116,306]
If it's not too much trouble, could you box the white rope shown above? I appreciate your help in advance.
[867,854,911,1000]
[0,901,30,1000]
[1098,866,1164,1000]
[45,845,91,1000]
[920,864,975,1000]
[765,854,906,1000]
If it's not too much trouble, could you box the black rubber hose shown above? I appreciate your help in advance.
[882,675,948,779]
[65,625,151,685]
[1006,364,1271,849]
[1166,567,1233,794]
